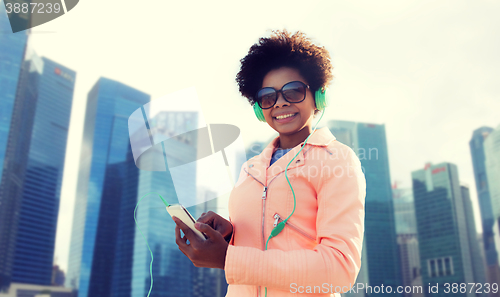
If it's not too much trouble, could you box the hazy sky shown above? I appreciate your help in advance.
[20,0,500,272]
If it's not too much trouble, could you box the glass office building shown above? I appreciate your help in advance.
[484,125,500,220]
[0,29,75,290]
[65,78,150,296]
[393,187,417,235]
[0,5,28,182]
[12,55,75,284]
[194,191,228,297]
[460,185,487,296]
[393,187,423,297]
[68,89,230,296]
[412,163,474,297]
[0,7,29,290]
[130,154,197,297]
[469,126,499,283]
[130,111,195,297]
[128,110,229,297]
[328,120,402,296]
[484,125,500,282]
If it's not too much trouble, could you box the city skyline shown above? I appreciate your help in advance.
[412,162,483,296]
[1,0,499,282]
[0,7,28,290]
[330,120,402,295]
[0,15,75,290]
[65,77,150,295]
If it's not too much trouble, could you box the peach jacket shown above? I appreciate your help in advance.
[224,127,366,297]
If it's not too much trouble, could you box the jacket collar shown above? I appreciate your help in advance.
[246,127,336,182]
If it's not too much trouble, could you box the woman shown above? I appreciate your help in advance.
[173,29,366,297]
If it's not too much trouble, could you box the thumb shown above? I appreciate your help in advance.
[195,222,219,240]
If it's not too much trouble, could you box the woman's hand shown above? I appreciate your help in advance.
[197,211,233,243]
[173,216,229,269]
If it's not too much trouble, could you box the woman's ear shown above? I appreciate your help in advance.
[313,109,320,118]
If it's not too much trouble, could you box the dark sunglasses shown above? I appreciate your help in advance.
[255,81,310,109]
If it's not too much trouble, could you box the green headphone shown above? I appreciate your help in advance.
[253,88,328,122]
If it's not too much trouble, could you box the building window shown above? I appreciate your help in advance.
[428,257,453,277]
[429,259,436,277]
[445,257,454,275]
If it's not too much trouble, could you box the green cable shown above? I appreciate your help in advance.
[133,192,170,297]
[264,108,325,297]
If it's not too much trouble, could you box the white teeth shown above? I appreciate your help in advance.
[276,113,296,120]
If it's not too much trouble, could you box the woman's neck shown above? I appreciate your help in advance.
[277,126,313,149]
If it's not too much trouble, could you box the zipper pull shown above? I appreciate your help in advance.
[273,213,280,227]
[262,186,267,200]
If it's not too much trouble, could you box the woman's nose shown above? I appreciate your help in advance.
[274,92,289,107]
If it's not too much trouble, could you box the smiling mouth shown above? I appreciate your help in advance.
[273,113,298,120]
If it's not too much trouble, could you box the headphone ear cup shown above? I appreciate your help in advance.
[253,103,266,122]
[314,88,329,110]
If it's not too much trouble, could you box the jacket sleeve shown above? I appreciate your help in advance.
[224,148,366,292]
[226,161,248,245]
[226,218,235,245]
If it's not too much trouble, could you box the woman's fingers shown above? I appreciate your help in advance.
[175,225,191,259]
[175,225,192,259]
[195,222,222,241]
[173,216,229,269]
[174,217,195,257]
[175,225,187,245]
[173,217,202,245]
[197,212,214,225]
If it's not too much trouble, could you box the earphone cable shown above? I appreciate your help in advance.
[265,107,326,297]
[133,192,170,297]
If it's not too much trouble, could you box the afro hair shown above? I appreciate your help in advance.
[236,29,333,114]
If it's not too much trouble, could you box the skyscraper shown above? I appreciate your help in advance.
[0,33,75,290]
[12,54,75,284]
[65,78,150,296]
[130,111,200,297]
[328,120,401,296]
[393,186,423,297]
[0,6,29,291]
[100,145,139,297]
[412,162,474,297]
[194,189,229,297]
[484,125,500,220]
[393,186,418,235]
[0,3,28,184]
[484,125,500,290]
[460,184,487,297]
[469,126,500,285]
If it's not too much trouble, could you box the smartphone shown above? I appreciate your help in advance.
[167,204,207,240]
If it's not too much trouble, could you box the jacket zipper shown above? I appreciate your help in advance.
[245,166,299,297]
[261,186,268,251]
[261,172,286,247]
[259,186,267,297]
[243,168,268,297]
[250,145,317,297]
[259,171,285,297]
[273,213,316,241]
